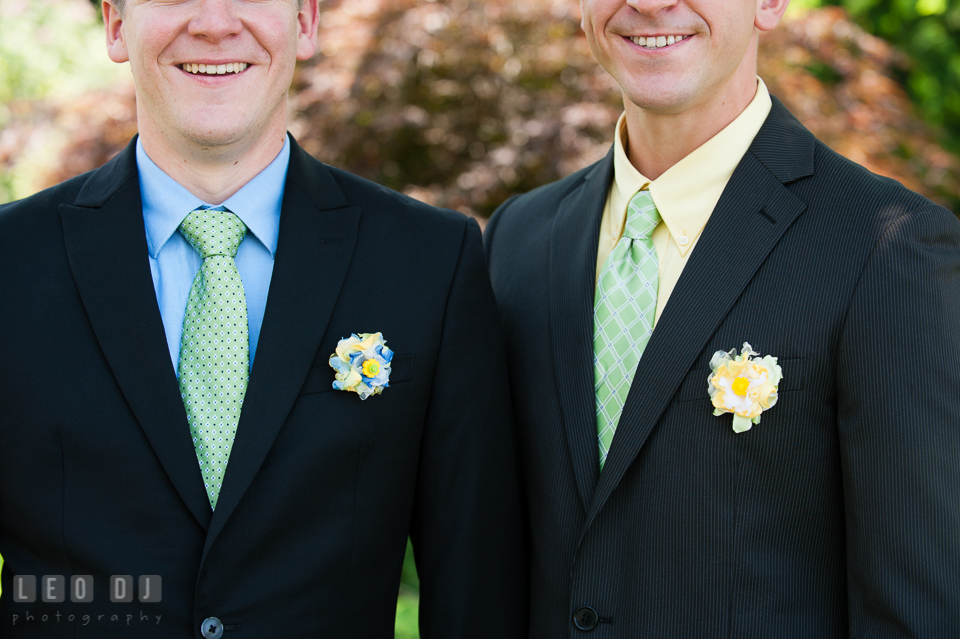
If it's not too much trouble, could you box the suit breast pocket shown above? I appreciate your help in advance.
[298,354,416,396]
[674,356,806,403]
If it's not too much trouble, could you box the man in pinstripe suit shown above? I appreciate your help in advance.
[484,0,960,636]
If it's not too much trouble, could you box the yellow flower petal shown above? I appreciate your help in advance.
[756,382,776,408]
[343,369,362,389]
[357,332,382,350]
[335,336,360,361]
[712,394,727,411]
[727,359,747,376]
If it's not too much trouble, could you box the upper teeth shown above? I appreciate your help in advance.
[631,35,685,49]
[182,62,248,75]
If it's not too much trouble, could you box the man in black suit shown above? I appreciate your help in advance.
[485,0,960,636]
[0,0,526,636]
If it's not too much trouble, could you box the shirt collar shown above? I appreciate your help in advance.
[138,136,290,258]
[611,78,773,256]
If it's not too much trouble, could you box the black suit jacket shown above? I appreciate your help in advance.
[484,98,960,638]
[0,137,527,637]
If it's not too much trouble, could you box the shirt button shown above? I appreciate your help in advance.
[678,235,690,246]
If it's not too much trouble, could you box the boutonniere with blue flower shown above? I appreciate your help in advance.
[708,342,782,433]
[329,332,393,400]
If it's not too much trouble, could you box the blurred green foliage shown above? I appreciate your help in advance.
[395,539,421,639]
[814,0,960,153]
[0,0,121,111]
[0,0,126,203]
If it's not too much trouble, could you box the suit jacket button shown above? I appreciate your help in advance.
[200,617,224,639]
[573,606,598,631]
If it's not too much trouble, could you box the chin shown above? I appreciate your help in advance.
[624,93,688,116]
[621,81,697,116]
[180,125,248,150]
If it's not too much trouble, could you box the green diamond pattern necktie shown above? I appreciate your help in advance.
[178,208,249,509]
[594,190,661,470]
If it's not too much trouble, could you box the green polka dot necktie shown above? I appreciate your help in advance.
[177,208,249,509]
[594,190,661,470]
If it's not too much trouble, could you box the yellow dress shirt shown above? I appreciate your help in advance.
[596,78,773,325]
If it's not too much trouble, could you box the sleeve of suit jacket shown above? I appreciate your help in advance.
[411,218,528,638]
[837,202,960,634]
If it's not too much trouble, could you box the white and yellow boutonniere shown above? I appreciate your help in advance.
[708,342,782,433]
[329,332,393,400]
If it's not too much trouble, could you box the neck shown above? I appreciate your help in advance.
[137,118,288,205]
[623,66,760,181]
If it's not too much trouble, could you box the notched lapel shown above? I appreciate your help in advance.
[202,146,360,557]
[583,149,808,535]
[59,144,213,531]
[550,150,614,511]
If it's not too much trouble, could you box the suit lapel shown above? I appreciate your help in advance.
[59,141,213,530]
[550,150,614,511]
[581,100,815,534]
[201,140,360,557]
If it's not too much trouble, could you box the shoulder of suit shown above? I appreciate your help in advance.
[0,169,95,232]
[1,135,138,230]
[511,159,603,209]
[798,136,953,233]
[758,97,949,225]
[488,156,606,232]
[292,149,474,239]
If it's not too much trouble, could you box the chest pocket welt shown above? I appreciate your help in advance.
[299,354,415,396]
[674,356,806,403]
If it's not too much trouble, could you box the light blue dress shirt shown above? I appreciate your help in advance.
[137,136,289,373]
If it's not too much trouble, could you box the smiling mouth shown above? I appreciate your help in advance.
[179,62,249,76]
[629,35,688,50]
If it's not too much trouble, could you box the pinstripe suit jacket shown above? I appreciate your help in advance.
[484,97,960,638]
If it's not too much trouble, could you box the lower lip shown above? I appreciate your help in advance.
[624,36,690,53]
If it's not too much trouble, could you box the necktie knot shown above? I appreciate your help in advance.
[623,190,661,241]
[180,208,247,259]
